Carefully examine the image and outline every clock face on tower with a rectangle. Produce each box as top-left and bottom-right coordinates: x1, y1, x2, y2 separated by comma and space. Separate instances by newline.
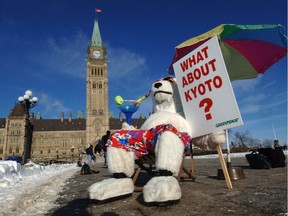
93, 50, 101, 59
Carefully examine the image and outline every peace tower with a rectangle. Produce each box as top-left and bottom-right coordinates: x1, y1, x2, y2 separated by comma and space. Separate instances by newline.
86, 20, 109, 145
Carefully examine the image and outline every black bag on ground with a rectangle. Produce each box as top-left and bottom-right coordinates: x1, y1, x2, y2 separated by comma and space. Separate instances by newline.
258, 147, 286, 168
245, 152, 272, 169
81, 163, 100, 175
81, 163, 92, 175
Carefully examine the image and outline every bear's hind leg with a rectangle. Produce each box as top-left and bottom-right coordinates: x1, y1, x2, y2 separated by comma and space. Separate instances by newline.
143, 131, 184, 205
88, 147, 135, 202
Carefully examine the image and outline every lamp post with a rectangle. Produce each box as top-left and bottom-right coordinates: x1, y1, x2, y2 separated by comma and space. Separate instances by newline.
18, 90, 38, 165
78, 146, 82, 161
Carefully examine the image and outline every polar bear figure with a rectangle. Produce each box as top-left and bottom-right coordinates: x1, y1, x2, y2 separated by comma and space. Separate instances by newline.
88, 76, 225, 204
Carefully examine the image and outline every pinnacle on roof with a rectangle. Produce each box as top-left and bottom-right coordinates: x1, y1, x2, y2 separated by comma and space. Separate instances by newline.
77, 110, 84, 119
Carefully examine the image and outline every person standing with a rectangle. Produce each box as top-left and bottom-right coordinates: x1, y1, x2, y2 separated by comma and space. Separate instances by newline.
100, 130, 111, 167
85, 145, 94, 167
94, 139, 101, 155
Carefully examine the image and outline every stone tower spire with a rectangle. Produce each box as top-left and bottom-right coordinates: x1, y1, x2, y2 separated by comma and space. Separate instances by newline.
90, 20, 103, 47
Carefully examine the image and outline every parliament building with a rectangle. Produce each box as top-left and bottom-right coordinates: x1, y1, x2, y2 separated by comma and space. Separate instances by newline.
0, 20, 145, 162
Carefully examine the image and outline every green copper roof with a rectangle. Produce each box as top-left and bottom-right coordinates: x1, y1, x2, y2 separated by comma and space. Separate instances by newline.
91, 19, 103, 47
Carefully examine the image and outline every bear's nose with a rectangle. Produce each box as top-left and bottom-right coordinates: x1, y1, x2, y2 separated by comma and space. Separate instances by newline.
154, 82, 162, 89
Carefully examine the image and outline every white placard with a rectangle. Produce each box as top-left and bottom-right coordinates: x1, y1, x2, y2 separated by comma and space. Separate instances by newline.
173, 36, 243, 138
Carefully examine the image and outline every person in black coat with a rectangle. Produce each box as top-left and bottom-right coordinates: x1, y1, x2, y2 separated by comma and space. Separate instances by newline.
100, 130, 111, 167
94, 140, 101, 155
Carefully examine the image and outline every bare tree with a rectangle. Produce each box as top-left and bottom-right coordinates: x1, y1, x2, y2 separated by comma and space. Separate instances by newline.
249, 138, 261, 148
233, 130, 252, 147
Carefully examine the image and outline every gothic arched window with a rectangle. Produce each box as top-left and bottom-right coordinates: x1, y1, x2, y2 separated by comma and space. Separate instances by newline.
92, 109, 97, 115
98, 109, 104, 115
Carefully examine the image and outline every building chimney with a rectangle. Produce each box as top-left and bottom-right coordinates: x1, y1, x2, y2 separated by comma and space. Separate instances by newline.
69, 112, 72, 122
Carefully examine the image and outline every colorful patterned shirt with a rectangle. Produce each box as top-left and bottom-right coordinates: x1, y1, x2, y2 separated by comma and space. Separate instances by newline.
107, 124, 192, 158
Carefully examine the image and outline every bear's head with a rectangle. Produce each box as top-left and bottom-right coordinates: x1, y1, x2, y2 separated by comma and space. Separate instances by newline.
151, 76, 184, 116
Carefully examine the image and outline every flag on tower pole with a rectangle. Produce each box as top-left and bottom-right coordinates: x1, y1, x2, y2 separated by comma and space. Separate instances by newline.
95, 8, 102, 13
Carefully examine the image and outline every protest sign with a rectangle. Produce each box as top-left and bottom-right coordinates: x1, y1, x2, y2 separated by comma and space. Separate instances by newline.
173, 36, 243, 138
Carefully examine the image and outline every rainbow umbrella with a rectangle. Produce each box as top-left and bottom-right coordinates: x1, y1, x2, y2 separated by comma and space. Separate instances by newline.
168, 24, 287, 81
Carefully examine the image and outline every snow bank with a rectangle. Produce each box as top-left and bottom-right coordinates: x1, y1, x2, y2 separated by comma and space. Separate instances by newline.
0, 161, 79, 215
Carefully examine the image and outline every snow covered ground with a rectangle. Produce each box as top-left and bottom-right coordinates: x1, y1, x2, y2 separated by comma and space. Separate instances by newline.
0, 150, 286, 215
0, 160, 79, 216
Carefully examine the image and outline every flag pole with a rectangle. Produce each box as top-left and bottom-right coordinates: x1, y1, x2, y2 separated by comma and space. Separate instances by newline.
272, 123, 277, 140
95, 8, 102, 20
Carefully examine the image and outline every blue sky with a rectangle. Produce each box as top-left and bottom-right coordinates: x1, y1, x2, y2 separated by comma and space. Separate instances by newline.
0, 0, 287, 144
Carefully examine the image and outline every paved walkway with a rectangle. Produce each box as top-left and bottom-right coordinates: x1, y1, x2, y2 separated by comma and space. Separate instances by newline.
45, 155, 287, 216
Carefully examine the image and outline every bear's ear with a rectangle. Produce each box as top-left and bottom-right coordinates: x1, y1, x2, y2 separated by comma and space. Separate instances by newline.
172, 83, 185, 116
161, 76, 177, 83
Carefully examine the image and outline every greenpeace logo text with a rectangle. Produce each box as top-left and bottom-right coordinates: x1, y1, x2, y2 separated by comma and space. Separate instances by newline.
215, 118, 239, 127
